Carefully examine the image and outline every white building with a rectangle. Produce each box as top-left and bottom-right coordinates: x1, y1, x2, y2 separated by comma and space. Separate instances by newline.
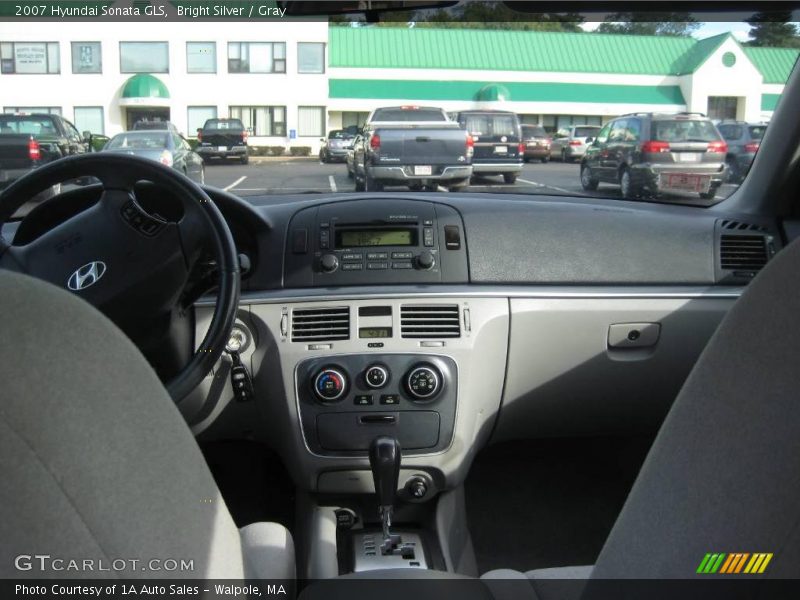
2, 23, 797, 153
0, 21, 329, 150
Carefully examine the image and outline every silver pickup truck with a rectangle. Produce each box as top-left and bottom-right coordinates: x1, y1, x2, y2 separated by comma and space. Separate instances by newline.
352, 106, 473, 192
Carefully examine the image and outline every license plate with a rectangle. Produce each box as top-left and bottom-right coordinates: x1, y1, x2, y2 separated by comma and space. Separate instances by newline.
494, 145, 508, 154
663, 173, 711, 193
414, 165, 432, 176
674, 152, 701, 162
218, 146, 227, 152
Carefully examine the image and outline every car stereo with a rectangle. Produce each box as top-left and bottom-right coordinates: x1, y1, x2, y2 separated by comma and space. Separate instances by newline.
284, 199, 469, 287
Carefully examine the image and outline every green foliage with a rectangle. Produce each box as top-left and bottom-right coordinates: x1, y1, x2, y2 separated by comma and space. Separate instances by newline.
267, 146, 286, 156
745, 12, 800, 48
290, 146, 312, 157
595, 13, 701, 37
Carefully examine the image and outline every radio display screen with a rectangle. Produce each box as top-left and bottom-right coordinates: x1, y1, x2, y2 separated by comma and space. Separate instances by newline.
337, 228, 416, 248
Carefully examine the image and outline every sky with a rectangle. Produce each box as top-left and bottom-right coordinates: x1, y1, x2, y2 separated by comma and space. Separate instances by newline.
580, 21, 751, 41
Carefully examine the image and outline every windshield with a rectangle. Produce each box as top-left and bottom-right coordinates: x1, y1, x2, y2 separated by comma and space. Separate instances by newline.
463, 114, 518, 137
1, 8, 797, 205
106, 133, 168, 150
574, 126, 600, 138
652, 120, 721, 143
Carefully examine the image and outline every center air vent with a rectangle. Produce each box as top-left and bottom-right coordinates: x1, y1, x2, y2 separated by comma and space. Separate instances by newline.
291, 307, 350, 342
401, 305, 461, 339
720, 235, 769, 272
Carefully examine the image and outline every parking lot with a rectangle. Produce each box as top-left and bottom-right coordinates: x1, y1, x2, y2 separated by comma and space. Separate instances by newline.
203, 158, 737, 205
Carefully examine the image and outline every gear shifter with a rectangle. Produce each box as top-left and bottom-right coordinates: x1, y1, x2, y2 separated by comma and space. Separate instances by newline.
369, 436, 401, 551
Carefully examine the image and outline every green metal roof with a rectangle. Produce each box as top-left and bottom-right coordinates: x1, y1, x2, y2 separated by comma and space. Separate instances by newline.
329, 27, 799, 82
744, 46, 800, 84
121, 74, 169, 99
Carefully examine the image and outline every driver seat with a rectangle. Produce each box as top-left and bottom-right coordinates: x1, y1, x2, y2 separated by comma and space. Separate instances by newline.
0, 270, 294, 581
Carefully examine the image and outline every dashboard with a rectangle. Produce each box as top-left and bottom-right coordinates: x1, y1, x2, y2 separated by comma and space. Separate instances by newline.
1, 185, 781, 497
176, 190, 782, 498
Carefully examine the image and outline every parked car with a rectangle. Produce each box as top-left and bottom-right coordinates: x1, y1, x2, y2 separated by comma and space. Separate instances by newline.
580, 112, 728, 200
450, 110, 523, 183
102, 130, 205, 184
320, 129, 355, 163
549, 125, 601, 162
133, 119, 181, 135
345, 134, 362, 179
196, 118, 249, 164
0, 112, 90, 200
352, 106, 473, 192
521, 124, 551, 163
717, 121, 766, 183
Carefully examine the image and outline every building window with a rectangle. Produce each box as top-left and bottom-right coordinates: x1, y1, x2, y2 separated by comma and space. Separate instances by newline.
1, 42, 59, 74
297, 42, 324, 74
4, 106, 62, 115
227, 42, 285, 73
542, 115, 602, 133
120, 42, 169, 73
229, 106, 286, 136
298, 107, 325, 137
341, 111, 368, 131
73, 107, 104, 135
71, 42, 101, 73
187, 42, 215, 73
188, 106, 217, 136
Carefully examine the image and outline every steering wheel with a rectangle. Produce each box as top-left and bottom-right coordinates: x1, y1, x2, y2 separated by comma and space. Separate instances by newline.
0, 153, 240, 402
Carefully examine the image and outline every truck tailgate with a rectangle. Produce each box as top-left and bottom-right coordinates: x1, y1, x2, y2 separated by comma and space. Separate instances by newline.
0, 135, 35, 171
377, 126, 468, 165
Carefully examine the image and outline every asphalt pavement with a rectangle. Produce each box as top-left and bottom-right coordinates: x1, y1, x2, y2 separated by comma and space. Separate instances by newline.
202, 158, 738, 205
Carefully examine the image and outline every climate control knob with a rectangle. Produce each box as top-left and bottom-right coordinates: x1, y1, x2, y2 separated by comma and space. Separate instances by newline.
313, 367, 347, 402
405, 365, 442, 400
320, 253, 339, 273
364, 364, 389, 389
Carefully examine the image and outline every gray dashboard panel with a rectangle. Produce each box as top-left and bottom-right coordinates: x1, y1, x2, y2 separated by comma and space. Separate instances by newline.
458, 199, 716, 284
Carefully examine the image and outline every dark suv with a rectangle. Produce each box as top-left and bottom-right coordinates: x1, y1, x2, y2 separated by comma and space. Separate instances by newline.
580, 113, 727, 200
450, 110, 523, 184
717, 121, 766, 184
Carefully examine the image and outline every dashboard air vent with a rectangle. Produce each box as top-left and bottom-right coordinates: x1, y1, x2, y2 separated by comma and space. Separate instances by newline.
401, 305, 461, 339
291, 307, 350, 342
720, 235, 769, 272
719, 219, 768, 233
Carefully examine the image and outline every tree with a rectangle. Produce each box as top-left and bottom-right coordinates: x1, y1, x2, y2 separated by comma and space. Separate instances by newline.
745, 12, 800, 48
595, 12, 701, 37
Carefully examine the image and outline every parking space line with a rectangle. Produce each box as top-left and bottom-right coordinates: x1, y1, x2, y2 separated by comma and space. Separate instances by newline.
328, 175, 337, 193
223, 176, 247, 191
518, 177, 584, 196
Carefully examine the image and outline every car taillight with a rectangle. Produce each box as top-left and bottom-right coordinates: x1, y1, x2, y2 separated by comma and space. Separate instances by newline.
159, 150, 173, 167
197, 131, 202, 142
744, 142, 760, 153
466, 134, 474, 157
241, 130, 248, 142
641, 140, 671, 153
370, 133, 381, 151
569, 140, 582, 146
707, 141, 728, 154
28, 138, 41, 161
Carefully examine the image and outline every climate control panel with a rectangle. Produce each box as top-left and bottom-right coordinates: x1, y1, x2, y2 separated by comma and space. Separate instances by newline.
296, 354, 457, 456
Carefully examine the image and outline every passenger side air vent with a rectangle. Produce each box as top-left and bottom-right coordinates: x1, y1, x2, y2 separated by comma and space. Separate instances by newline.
401, 305, 461, 339
291, 306, 350, 342
720, 235, 769, 272
719, 219, 768, 233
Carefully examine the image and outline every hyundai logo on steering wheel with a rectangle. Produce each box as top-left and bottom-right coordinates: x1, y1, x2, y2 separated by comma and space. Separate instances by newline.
67, 261, 107, 291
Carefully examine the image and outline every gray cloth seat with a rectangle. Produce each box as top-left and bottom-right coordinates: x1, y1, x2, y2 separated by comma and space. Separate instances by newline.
0, 270, 294, 580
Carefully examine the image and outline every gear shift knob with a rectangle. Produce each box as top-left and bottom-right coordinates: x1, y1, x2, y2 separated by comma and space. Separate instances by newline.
369, 436, 401, 509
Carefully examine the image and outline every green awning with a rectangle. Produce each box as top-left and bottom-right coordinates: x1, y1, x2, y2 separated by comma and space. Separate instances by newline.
477, 84, 510, 101
121, 74, 169, 99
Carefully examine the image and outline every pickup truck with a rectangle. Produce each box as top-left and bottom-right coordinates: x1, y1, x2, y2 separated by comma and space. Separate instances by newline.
0, 113, 90, 199
352, 106, 473, 192
196, 118, 249, 164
